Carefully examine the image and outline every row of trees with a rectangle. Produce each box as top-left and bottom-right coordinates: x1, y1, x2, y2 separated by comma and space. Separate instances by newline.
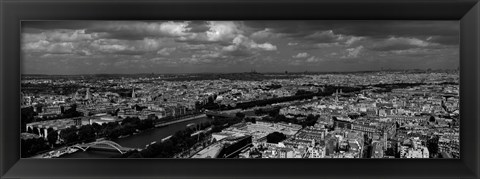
254, 106, 319, 128
266, 132, 287, 143
59, 117, 155, 144
21, 137, 50, 158
261, 114, 319, 128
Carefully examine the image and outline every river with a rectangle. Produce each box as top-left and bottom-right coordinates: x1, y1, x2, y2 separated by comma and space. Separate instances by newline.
61, 116, 212, 158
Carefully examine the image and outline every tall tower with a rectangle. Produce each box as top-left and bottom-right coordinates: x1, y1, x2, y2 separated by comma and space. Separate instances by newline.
132, 88, 136, 98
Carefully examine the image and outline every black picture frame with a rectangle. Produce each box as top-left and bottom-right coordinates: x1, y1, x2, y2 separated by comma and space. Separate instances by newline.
1, 0, 479, 178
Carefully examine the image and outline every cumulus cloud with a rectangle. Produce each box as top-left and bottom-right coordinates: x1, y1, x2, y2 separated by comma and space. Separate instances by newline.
23, 40, 76, 54
426, 36, 459, 45
342, 45, 364, 58
206, 21, 242, 42
89, 38, 164, 55
23, 29, 97, 43
345, 36, 364, 46
157, 47, 176, 56
305, 30, 345, 43
306, 56, 323, 62
223, 35, 277, 52
369, 37, 432, 51
292, 52, 309, 58
86, 21, 192, 40
250, 28, 278, 39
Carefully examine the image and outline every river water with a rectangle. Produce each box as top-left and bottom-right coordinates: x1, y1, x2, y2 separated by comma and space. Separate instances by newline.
61, 116, 212, 158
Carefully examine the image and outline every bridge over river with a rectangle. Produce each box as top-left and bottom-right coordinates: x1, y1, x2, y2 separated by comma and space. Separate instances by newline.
70, 140, 140, 154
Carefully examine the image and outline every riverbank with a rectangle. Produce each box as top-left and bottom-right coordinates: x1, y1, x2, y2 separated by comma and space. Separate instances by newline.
60, 116, 213, 158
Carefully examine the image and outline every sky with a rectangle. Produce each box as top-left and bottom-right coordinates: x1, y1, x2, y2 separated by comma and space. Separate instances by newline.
21, 20, 459, 75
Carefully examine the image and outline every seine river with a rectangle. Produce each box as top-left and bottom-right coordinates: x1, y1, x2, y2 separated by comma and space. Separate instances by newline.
60, 116, 212, 158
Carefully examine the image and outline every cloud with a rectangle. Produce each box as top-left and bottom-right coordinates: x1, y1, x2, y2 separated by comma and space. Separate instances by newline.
23, 40, 76, 54
206, 21, 242, 42
426, 36, 459, 45
250, 28, 278, 39
157, 47, 176, 56
224, 35, 277, 52
369, 37, 432, 51
345, 36, 364, 46
292, 52, 309, 58
89, 38, 164, 55
46, 29, 97, 42
342, 45, 364, 58
305, 30, 344, 43
86, 21, 192, 40
287, 42, 298, 46
22, 29, 98, 43
306, 56, 323, 62
158, 21, 191, 36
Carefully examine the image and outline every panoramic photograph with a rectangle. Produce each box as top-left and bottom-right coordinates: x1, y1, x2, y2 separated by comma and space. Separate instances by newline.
20, 20, 459, 159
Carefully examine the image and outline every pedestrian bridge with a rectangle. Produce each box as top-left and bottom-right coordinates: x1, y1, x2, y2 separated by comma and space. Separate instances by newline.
70, 140, 137, 154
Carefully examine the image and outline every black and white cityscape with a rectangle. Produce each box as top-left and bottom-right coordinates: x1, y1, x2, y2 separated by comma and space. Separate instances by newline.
21, 21, 459, 159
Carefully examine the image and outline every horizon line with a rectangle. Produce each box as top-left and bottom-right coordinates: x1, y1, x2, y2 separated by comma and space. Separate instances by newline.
21, 68, 459, 76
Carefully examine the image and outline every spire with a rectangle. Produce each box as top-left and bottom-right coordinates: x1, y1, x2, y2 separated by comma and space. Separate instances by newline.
132, 88, 136, 98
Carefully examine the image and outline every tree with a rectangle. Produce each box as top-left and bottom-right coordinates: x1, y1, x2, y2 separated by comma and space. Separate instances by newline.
245, 117, 256, 123
47, 130, 58, 146
32, 127, 40, 135
21, 107, 37, 132
21, 138, 50, 158
27, 127, 33, 134
429, 116, 436, 122
140, 119, 154, 130
266, 132, 287, 144
235, 112, 246, 119
47, 127, 54, 135
427, 136, 439, 158
78, 125, 96, 142
302, 114, 318, 127
91, 123, 103, 134
60, 126, 79, 144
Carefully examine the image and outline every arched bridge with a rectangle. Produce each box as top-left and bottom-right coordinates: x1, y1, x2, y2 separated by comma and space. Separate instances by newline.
70, 140, 137, 154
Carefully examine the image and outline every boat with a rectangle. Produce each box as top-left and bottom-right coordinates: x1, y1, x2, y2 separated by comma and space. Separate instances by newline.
67, 148, 79, 154
161, 135, 172, 142
186, 123, 196, 127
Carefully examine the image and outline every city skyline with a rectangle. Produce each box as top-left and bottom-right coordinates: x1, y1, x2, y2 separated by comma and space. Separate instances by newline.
22, 20, 459, 75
